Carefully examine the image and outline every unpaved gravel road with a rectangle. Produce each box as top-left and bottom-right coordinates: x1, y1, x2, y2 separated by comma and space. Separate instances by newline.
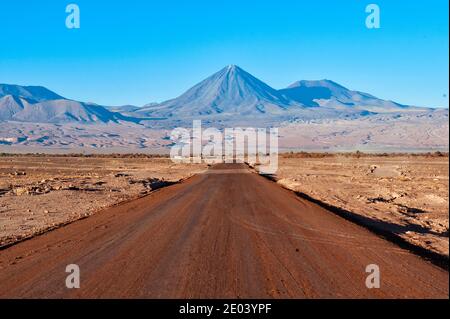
0, 164, 447, 298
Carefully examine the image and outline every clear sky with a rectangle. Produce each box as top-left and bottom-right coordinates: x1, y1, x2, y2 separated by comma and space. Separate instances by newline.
0, 0, 448, 107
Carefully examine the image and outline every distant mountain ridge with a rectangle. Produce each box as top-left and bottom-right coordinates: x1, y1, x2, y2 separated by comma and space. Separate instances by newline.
279, 80, 409, 111
0, 68, 447, 152
0, 65, 434, 125
0, 84, 133, 124
138, 65, 425, 122
0, 84, 65, 102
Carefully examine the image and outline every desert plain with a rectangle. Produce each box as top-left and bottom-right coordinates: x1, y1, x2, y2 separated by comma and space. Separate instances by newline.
0, 152, 448, 263
0, 155, 207, 248
272, 153, 449, 258
0, 153, 448, 299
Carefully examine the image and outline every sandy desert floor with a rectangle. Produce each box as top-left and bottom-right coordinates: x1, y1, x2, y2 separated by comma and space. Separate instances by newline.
271, 153, 449, 257
0, 155, 207, 247
1, 163, 447, 299
1, 154, 448, 261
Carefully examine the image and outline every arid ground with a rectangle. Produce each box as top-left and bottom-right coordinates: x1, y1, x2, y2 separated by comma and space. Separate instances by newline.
266, 153, 449, 258
1, 153, 448, 258
0, 163, 447, 298
0, 155, 207, 247
0, 154, 448, 298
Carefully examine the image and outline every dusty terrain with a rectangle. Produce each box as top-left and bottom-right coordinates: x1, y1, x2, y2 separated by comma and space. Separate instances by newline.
1, 109, 448, 154
0, 164, 447, 298
271, 153, 449, 258
0, 155, 207, 247
279, 110, 449, 152
0, 122, 172, 154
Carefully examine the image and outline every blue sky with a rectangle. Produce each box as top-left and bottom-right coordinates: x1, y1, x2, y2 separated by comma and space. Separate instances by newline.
0, 0, 448, 107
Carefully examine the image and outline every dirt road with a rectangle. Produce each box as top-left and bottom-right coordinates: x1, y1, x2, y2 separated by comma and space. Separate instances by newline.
0, 164, 448, 298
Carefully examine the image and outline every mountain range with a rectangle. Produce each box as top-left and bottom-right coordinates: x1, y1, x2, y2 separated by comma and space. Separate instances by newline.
0, 65, 439, 127
0, 84, 132, 124
279, 79, 408, 111
136, 65, 424, 124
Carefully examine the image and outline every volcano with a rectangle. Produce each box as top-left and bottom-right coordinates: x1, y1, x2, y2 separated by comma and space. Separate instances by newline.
138, 65, 421, 125
138, 65, 301, 118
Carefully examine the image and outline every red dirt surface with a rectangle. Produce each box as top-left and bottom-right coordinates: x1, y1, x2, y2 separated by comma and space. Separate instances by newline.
0, 164, 447, 298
